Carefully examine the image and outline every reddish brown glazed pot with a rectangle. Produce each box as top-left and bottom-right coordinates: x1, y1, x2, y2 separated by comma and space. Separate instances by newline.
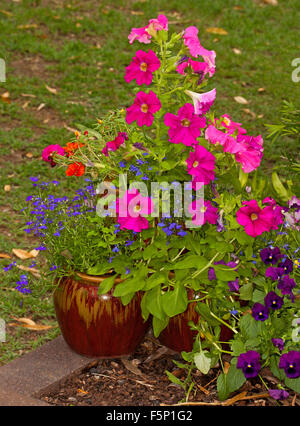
53, 272, 150, 357
158, 297, 233, 353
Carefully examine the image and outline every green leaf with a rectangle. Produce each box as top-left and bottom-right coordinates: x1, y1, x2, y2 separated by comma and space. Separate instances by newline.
239, 282, 253, 301
145, 285, 165, 320
217, 372, 229, 401
113, 266, 148, 297
284, 377, 300, 394
165, 371, 184, 388
97, 275, 115, 296
87, 263, 111, 276
167, 255, 208, 270
239, 314, 259, 339
214, 264, 238, 281
194, 351, 211, 374
272, 172, 290, 202
195, 302, 220, 326
152, 315, 169, 337
143, 271, 167, 291
231, 340, 246, 356
226, 364, 246, 395
161, 284, 188, 317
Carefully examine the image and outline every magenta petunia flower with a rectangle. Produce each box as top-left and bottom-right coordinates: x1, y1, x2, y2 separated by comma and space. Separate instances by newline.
164, 103, 206, 146
186, 145, 215, 188
176, 58, 209, 80
126, 90, 161, 127
124, 49, 161, 86
182, 26, 216, 76
220, 114, 247, 135
128, 14, 168, 44
185, 88, 216, 115
205, 124, 241, 154
116, 188, 154, 232
188, 199, 218, 226
42, 144, 65, 167
234, 134, 264, 173
102, 132, 128, 157
263, 198, 284, 230
236, 200, 274, 238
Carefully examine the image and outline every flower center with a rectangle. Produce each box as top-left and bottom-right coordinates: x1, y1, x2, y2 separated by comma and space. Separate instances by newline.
223, 117, 231, 126
200, 206, 207, 213
193, 161, 199, 168
141, 103, 149, 113
250, 213, 258, 221
140, 62, 148, 72
134, 204, 141, 213
181, 119, 191, 127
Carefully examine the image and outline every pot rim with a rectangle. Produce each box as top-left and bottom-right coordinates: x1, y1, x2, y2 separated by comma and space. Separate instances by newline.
73, 271, 124, 286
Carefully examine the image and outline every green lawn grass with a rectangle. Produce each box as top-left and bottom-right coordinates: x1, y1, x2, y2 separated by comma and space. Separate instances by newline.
0, 0, 299, 364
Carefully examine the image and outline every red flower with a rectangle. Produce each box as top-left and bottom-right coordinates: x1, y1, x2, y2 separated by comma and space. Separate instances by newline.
66, 162, 85, 177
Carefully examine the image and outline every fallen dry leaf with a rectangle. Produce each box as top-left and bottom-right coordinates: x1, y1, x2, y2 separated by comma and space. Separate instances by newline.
121, 359, 145, 378
1, 92, 11, 104
4, 185, 11, 192
45, 85, 58, 95
232, 48, 242, 55
206, 27, 228, 35
17, 24, 38, 29
234, 96, 249, 105
0, 9, 13, 16
21, 93, 36, 98
0, 253, 11, 259
77, 389, 89, 395
25, 152, 33, 158
242, 108, 256, 119
262, 0, 278, 5
258, 87, 266, 93
16, 264, 41, 278
9, 316, 53, 331
37, 103, 46, 111
12, 248, 39, 260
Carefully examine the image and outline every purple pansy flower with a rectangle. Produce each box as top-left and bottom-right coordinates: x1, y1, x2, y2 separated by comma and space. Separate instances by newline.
272, 338, 284, 352
279, 351, 300, 378
269, 389, 289, 400
277, 275, 296, 297
264, 291, 284, 311
251, 303, 269, 321
265, 266, 285, 281
260, 247, 282, 265
278, 258, 293, 274
237, 351, 261, 378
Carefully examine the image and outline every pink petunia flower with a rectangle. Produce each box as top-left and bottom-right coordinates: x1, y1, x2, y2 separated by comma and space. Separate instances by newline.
42, 144, 65, 167
234, 134, 264, 173
176, 58, 209, 80
188, 199, 218, 226
205, 125, 241, 154
182, 26, 216, 76
186, 145, 216, 188
263, 197, 284, 230
164, 103, 206, 146
116, 188, 154, 232
220, 114, 247, 135
102, 132, 128, 157
236, 200, 274, 238
128, 14, 168, 44
126, 90, 161, 127
185, 88, 216, 115
125, 49, 161, 86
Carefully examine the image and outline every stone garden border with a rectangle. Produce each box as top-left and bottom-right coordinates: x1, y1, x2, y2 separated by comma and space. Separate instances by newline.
0, 336, 97, 406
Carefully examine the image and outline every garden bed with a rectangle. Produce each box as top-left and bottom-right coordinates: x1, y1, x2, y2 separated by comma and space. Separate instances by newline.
38, 335, 300, 407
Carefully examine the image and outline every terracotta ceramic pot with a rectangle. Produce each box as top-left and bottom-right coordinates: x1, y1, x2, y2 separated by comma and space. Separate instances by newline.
158, 296, 233, 353
53, 272, 150, 357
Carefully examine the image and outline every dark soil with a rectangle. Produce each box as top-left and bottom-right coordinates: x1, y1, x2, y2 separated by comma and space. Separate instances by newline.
39, 334, 300, 407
